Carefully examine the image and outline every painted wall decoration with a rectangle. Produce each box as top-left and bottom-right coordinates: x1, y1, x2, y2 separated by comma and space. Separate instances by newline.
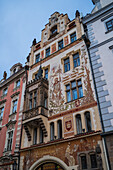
49, 45, 95, 116
49, 65, 65, 115
51, 43, 56, 53
64, 36, 69, 46
63, 114, 74, 138
21, 135, 102, 169
41, 50, 44, 59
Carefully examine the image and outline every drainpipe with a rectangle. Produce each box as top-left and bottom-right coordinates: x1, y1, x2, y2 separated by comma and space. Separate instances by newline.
82, 30, 111, 170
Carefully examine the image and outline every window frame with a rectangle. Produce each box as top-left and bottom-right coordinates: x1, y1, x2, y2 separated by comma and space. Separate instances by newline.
70, 32, 76, 43
35, 53, 40, 63
0, 107, 4, 120
3, 87, 8, 96
65, 79, 83, 102
85, 111, 92, 132
46, 47, 50, 57
76, 114, 82, 134
50, 122, 54, 141
64, 57, 70, 73
7, 131, 13, 151
57, 120, 62, 139
73, 52, 80, 68
58, 39, 63, 50
16, 79, 20, 88
106, 19, 113, 32
12, 99, 18, 113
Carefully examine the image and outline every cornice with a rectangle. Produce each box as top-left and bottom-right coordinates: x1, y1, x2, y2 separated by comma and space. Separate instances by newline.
0, 68, 25, 88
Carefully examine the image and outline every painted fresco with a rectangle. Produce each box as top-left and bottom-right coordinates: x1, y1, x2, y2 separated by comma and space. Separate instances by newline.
21, 135, 102, 170
49, 44, 95, 116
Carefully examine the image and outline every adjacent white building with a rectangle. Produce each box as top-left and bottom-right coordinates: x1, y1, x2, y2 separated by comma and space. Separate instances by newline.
83, 0, 113, 169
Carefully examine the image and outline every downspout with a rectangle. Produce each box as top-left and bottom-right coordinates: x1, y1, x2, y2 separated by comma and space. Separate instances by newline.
82, 27, 111, 170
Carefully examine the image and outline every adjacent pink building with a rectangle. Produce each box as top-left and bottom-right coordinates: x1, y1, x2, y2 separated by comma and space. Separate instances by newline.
0, 63, 26, 170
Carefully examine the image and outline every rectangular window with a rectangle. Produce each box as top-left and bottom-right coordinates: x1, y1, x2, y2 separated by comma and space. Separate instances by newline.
16, 80, 20, 88
34, 91, 37, 108
106, 19, 113, 31
90, 154, 97, 168
65, 79, 83, 102
33, 128, 37, 145
64, 57, 70, 72
58, 39, 63, 50
50, 122, 54, 141
36, 53, 40, 63
45, 68, 48, 79
0, 107, 4, 119
46, 47, 50, 57
40, 127, 43, 143
7, 131, 13, 151
70, 32, 76, 43
12, 100, 17, 113
3, 88, 8, 96
81, 155, 87, 169
29, 93, 32, 109
66, 84, 71, 102
73, 53, 80, 68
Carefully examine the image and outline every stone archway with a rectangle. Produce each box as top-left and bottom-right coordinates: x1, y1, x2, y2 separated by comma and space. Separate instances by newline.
29, 155, 68, 170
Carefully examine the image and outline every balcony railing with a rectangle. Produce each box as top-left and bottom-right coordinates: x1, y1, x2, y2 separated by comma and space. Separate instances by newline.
23, 106, 48, 121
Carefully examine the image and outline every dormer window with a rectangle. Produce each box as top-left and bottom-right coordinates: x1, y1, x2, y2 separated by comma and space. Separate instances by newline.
51, 25, 57, 35
13, 68, 16, 74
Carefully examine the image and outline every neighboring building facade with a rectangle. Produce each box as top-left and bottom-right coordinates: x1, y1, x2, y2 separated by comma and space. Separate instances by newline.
20, 11, 107, 170
83, 0, 113, 169
0, 63, 26, 169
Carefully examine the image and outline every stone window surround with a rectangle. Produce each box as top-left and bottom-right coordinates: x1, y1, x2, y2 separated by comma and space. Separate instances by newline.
10, 94, 19, 116
61, 49, 81, 73
78, 151, 98, 170
102, 15, 113, 34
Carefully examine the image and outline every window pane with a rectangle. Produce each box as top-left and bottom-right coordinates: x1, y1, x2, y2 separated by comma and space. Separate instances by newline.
0, 107, 4, 119
90, 154, 97, 168
46, 48, 50, 57
73, 53, 80, 68
76, 115, 82, 134
81, 155, 87, 169
45, 68, 48, 79
58, 120, 62, 139
67, 91, 71, 102
71, 81, 76, 88
78, 86, 83, 98
64, 58, 70, 72
33, 128, 37, 145
58, 40, 63, 50
106, 19, 113, 31
66, 84, 70, 90
72, 89, 77, 100
70, 32, 76, 43
40, 127, 43, 143
50, 123, 54, 141
36, 53, 40, 63
85, 112, 92, 132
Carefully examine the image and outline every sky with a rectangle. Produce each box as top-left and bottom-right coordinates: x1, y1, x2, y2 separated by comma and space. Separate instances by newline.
0, 0, 94, 80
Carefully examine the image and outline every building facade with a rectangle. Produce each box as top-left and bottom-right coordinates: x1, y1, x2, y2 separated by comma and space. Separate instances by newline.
83, 0, 113, 169
20, 11, 107, 170
0, 63, 26, 169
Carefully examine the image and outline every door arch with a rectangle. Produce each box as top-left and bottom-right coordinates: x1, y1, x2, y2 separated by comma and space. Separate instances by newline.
29, 155, 68, 170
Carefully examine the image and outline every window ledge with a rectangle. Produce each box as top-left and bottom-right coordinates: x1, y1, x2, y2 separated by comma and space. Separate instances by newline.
65, 96, 84, 104
9, 111, 17, 117
13, 86, 20, 92
0, 94, 7, 99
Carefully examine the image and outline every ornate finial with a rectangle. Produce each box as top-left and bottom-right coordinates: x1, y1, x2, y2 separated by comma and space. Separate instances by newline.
3, 71, 7, 80
76, 10, 80, 18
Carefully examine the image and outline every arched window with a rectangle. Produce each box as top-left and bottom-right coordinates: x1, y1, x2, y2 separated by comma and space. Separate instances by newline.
85, 112, 92, 132
50, 122, 54, 141
76, 114, 82, 134
33, 128, 37, 145
57, 120, 62, 139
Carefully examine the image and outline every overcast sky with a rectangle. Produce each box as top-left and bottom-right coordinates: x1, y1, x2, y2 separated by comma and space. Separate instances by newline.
0, 0, 94, 80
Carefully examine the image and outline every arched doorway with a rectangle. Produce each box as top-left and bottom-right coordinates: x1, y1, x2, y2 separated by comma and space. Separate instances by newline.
36, 162, 64, 170
29, 156, 68, 170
